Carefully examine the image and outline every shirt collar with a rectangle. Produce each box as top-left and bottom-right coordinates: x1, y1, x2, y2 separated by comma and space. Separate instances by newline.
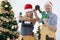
47, 12, 52, 17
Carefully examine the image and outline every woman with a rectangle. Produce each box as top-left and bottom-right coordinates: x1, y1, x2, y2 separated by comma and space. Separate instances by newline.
18, 4, 38, 40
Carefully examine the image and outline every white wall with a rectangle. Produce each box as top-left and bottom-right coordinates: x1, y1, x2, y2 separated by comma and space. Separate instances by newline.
0, 0, 60, 40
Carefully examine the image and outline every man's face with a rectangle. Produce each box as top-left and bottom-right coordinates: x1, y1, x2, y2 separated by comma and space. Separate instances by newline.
44, 4, 52, 12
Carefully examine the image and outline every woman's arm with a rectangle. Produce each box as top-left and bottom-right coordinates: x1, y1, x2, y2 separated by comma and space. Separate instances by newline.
19, 16, 36, 25
33, 9, 40, 21
26, 18, 37, 25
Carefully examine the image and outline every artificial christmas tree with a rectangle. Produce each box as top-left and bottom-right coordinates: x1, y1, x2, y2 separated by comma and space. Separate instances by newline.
0, 0, 18, 40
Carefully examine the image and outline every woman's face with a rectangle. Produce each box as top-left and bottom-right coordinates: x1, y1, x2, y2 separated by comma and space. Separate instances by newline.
44, 4, 52, 12
26, 11, 33, 17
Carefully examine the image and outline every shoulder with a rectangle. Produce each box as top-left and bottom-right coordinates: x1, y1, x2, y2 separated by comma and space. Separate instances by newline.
51, 12, 57, 19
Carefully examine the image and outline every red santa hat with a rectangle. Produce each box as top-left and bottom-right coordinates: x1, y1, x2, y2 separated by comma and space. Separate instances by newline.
24, 4, 33, 13
45, 2, 53, 7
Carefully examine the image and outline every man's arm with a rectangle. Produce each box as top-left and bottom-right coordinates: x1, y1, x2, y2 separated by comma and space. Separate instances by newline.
43, 15, 57, 32
47, 23, 57, 32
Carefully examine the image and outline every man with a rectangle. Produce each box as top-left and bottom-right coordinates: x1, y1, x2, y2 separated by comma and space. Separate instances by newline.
34, 2, 57, 40
43, 2, 57, 32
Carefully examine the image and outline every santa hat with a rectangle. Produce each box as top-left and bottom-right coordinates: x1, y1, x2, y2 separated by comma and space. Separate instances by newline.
24, 4, 33, 13
45, 2, 53, 7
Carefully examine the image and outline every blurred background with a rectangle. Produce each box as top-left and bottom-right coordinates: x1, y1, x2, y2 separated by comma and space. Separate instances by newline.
0, 0, 60, 40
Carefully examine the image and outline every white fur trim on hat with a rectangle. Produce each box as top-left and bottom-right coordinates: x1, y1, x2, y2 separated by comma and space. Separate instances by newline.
24, 9, 33, 13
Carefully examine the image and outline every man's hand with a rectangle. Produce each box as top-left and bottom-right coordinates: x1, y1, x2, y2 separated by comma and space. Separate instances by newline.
43, 18, 48, 25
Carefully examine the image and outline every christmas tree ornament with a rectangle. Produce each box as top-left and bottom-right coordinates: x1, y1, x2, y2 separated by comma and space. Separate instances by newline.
7, 36, 10, 40
11, 26, 15, 29
5, 5, 8, 7
9, 10, 13, 14
14, 25, 17, 29
12, 36, 15, 40
10, 16, 14, 19
6, 20, 10, 22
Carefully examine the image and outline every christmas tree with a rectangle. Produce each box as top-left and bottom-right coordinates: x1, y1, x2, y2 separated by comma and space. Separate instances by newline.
0, 0, 19, 40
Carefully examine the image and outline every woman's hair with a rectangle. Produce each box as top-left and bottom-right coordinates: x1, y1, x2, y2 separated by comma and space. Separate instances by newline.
26, 11, 33, 18
30, 11, 33, 18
